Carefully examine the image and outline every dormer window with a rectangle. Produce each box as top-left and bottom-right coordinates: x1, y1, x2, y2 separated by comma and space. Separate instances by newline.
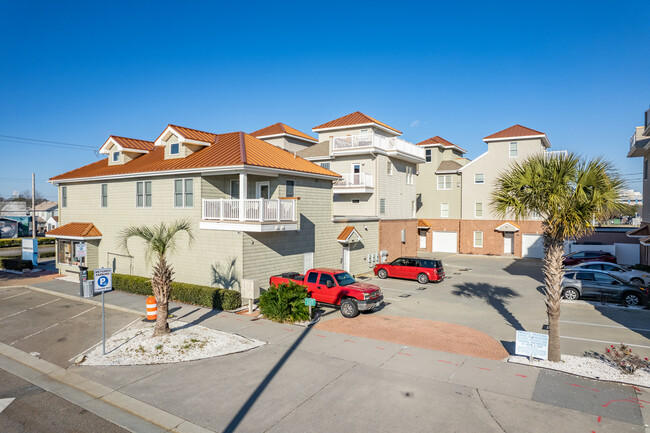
113, 151, 120, 162
170, 143, 179, 155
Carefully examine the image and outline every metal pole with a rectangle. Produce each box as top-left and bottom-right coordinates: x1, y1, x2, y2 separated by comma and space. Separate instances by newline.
32, 173, 36, 239
102, 291, 106, 355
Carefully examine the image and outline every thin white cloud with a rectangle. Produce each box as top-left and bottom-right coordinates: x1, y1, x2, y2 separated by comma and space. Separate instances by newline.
410, 120, 421, 127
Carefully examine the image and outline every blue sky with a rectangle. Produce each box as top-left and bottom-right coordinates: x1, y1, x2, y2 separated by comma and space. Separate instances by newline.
1, 0, 649, 200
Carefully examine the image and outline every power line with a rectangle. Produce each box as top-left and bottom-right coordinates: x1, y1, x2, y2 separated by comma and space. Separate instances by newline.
0, 134, 96, 149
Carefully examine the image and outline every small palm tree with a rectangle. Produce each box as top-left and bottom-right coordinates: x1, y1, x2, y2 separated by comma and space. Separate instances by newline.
118, 220, 194, 336
492, 153, 624, 361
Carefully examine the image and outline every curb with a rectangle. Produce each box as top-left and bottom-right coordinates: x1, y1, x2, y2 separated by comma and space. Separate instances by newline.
0, 341, 214, 433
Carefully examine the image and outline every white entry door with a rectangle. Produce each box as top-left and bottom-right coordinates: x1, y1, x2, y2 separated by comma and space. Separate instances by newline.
256, 181, 270, 199
342, 246, 350, 272
432, 231, 457, 253
419, 229, 427, 249
503, 232, 514, 254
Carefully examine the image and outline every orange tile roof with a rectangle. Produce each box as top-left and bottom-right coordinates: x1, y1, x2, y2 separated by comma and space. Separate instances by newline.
46, 222, 102, 238
313, 111, 401, 134
51, 129, 340, 182
416, 136, 467, 153
154, 124, 219, 145
337, 226, 361, 242
483, 124, 545, 140
111, 136, 155, 152
417, 219, 431, 228
251, 122, 317, 142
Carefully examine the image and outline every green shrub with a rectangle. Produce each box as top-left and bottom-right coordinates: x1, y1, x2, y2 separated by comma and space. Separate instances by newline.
0, 258, 34, 271
86, 270, 240, 310
40, 251, 55, 258
259, 282, 311, 323
0, 237, 54, 248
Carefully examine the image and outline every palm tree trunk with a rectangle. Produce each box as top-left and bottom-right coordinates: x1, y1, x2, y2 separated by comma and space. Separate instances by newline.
152, 256, 174, 337
543, 235, 564, 361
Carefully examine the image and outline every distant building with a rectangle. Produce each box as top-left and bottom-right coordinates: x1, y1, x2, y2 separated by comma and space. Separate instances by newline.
32, 201, 58, 221
0, 201, 27, 217
46, 215, 58, 232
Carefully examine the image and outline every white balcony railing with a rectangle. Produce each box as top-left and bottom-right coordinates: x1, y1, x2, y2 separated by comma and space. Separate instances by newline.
331, 133, 425, 160
202, 198, 296, 222
544, 150, 568, 159
334, 173, 374, 188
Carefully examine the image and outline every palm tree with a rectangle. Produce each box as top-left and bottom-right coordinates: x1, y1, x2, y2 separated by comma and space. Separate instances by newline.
118, 220, 194, 336
491, 153, 624, 361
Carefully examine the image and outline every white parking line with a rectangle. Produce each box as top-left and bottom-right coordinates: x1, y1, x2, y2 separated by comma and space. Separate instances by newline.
560, 335, 650, 349
68, 317, 141, 362
10, 306, 96, 346
0, 298, 61, 322
560, 320, 650, 333
0, 291, 28, 301
378, 287, 419, 294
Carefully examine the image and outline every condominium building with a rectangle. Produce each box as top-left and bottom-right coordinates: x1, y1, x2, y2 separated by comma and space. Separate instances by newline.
626, 107, 650, 264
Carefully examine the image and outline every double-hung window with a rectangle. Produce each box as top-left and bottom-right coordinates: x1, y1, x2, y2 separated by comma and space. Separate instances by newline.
475, 202, 483, 218
380, 198, 386, 214
286, 180, 295, 197
474, 173, 485, 184
61, 186, 67, 208
112, 151, 120, 162
174, 179, 194, 207
136, 181, 152, 208
406, 167, 414, 184
437, 175, 452, 190
440, 202, 449, 218
100, 184, 108, 208
320, 162, 330, 170
474, 231, 483, 248
170, 142, 180, 155
509, 142, 518, 158
425, 149, 432, 162
387, 161, 393, 175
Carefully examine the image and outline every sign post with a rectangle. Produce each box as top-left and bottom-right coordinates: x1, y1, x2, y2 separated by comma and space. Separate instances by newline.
304, 297, 316, 319
94, 268, 113, 355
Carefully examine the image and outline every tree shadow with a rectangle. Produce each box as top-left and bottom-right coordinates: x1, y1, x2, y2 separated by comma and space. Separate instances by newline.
503, 258, 545, 282
211, 256, 240, 291
451, 282, 525, 331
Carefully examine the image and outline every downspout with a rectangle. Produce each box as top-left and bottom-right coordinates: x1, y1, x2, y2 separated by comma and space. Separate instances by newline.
458, 169, 462, 253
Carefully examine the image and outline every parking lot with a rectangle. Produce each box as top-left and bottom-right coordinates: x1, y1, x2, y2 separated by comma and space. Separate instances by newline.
348, 253, 650, 359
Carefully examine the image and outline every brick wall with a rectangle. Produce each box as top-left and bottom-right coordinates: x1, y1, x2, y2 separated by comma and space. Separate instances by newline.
379, 219, 418, 262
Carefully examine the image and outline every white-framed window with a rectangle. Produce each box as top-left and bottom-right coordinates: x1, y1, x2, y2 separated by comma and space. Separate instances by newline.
380, 198, 386, 214
174, 179, 193, 207
440, 202, 449, 218
136, 181, 152, 208
320, 162, 330, 170
406, 166, 414, 184
387, 161, 393, 175
170, 142, 180, 155
437, 175, 452, 190
425, 149, 432, 162
61, 186, 67, 208
474, 231, 483, 248
285, 180, 295, 198
352, 198, 360, 204
509, 142, 518, 158
230, 179, 239, 199
112, 151, 120, 162
100, 184, 107, 208
475, 202, 483, 218
474, 173, 485, 184
57, 239, 86, 266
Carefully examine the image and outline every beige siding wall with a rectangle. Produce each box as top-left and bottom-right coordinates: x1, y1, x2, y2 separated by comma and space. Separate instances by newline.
330, 155, 376, 217
376, 155, 417, 220
416, 147, 464, 219
643, 152, 650, 223
461, 138, 546, 220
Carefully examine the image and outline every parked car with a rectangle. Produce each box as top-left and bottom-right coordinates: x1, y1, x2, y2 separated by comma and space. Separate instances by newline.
561, 269, 647, 306
566, 262, 650, 286
562, 251, 616, 266
373, 257, 445, 284
269, 268, 383, 318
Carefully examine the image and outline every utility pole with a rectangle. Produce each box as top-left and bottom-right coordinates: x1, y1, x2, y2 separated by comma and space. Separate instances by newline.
32, 173, 36, 239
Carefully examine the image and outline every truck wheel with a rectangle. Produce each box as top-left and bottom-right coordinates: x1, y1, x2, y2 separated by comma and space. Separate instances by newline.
377, 269, 388, 279
340, 298, 359, 318
417, 273, 429, 284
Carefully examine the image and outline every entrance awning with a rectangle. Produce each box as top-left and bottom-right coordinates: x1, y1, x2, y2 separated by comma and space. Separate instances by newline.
417, 219, 431, 229
337, 226, 362, 244
627, 225, 650, 238
46, 222, 102, 240
494, 221, 520, 232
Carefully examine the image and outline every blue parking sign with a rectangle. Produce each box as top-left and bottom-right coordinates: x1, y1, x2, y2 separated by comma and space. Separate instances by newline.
94, 268, 113, 293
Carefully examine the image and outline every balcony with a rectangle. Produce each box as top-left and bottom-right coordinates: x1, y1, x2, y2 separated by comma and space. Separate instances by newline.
629, 126, 650, 158
200, 198, 297, 232
333, 173, 375, 194
543, 150, 568, 159
331, 133, 425, 163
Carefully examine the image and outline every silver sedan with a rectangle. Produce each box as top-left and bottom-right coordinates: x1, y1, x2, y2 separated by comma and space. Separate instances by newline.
566, 262, 650, 286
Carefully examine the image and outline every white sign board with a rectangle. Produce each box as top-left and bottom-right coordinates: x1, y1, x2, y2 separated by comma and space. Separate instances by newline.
75, 243, 87, 258
93, 268, 113, 293
22, 239, 33, 253
515, 331, 549, 360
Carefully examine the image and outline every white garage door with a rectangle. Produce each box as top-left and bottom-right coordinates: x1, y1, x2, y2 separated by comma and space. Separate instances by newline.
432, 231, 457, 253
522, 234, 544, 258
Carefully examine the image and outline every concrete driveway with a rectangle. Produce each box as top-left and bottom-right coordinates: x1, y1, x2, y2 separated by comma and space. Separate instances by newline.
352, 253, 650, 359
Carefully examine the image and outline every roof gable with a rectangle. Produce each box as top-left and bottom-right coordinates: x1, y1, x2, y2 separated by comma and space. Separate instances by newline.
99, 136, 155, 155
154, 124, 218, 147
313, 111, 401, 135
484, 125, 545, 140
46, 222, 102, 239
251, 123, 317, 143
495, 222, 520, 232
337, 226, 362, 243
416, 136, 467, 154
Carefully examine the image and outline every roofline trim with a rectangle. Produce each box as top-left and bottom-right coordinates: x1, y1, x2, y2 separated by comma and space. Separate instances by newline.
154, 125, 211, 147
312, 122, 401, 136
254, 132, 318, 143
418, 143, 467, 154
99, 137, 151, 155
484, 134, 550, 148
458, 151, 489, 172
45, 234, 102, 240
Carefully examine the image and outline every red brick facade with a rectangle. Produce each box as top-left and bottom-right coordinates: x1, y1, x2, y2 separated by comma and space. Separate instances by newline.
378, 219, 418, 262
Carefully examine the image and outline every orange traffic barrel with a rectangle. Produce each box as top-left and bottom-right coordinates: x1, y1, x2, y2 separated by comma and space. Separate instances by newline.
146, 296, 157, 321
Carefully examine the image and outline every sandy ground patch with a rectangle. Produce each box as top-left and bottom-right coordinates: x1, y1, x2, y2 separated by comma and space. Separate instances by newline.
82, 320, 264, 366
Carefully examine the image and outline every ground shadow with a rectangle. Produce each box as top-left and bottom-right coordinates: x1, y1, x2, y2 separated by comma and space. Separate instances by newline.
452, 282, 525, 331
503, 258, 544, 282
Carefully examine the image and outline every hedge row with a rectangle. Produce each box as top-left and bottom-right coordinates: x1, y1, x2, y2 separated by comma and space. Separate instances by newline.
87, 270, 240, 310
0, 238, 55, 248
0, 258, 34, 271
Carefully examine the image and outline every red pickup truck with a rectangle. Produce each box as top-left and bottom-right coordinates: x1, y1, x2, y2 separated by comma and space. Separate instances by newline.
269, 268, 383, 318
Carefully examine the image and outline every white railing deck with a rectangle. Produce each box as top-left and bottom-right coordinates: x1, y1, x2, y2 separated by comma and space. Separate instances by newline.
544, 150, 568, 159
202, 198, 296, 222
334, 173, 374, 188
331, 133, 425, 160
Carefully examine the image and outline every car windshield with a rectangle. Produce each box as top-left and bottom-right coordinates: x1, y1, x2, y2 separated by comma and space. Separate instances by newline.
334, 272, 356, 286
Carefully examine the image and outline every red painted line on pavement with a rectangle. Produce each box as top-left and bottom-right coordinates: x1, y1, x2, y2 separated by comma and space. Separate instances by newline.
254, 322, 264, 325
566, 383, 600, 392
475, 367, 491, 371
515, 374, 527, 378
344, 340, 356, 343
633, 386, 643, 392
597, 416, 601, 423
316, 334, 326, 338
376, 347, 385, 350
602, 399, 643, 408
283, 328, 294, 332
398, 352, 413, 356
438, 360, 452, 364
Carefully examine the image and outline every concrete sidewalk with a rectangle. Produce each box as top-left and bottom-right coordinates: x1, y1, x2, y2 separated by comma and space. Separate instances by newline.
1, 278, 648, 432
